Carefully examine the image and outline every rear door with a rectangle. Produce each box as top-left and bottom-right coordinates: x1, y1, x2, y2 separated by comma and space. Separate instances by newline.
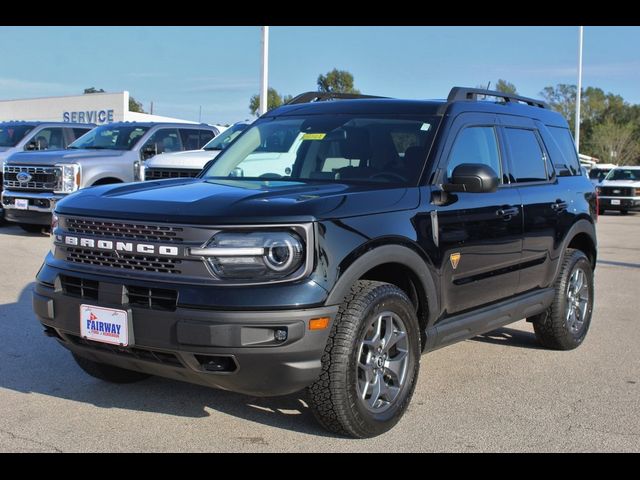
435, 113, 523, 315
499, 115, 561, 292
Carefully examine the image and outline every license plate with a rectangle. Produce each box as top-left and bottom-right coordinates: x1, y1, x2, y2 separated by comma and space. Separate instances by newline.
611, 199, 621, 205
15, 199, 29, 210
80, 304, 130, 346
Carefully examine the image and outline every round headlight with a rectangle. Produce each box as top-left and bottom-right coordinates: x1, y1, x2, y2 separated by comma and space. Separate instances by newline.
265, 236, 302, 272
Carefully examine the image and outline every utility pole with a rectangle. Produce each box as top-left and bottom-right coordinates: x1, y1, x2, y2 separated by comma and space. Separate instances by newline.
575, 26, 584, 152
259, 26, 270, 116
150, 101, 154, 115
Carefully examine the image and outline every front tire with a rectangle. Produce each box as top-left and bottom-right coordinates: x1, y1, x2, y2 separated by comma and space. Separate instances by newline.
529, 248, 594, 350
306, 280, 421, 438
72, 353, 151, 383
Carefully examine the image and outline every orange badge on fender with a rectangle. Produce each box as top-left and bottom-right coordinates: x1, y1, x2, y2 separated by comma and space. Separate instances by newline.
450, 252, 461, 270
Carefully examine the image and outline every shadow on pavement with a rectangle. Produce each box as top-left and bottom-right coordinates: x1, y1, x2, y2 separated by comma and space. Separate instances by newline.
471, 326, 544, 350
0, 282, 334, 438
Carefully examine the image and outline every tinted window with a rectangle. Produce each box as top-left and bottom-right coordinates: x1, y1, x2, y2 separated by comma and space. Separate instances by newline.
179, 129, 200, 151
29, 127, 65, 150
447, 126, 502, 181
144, 128, 182, 154
589, 168, 611, 181
0, 124, 36, 147
504, 128, 548, 183
548, 126, 581, 176
199, 129, 215, 147
72, 128, 92, 141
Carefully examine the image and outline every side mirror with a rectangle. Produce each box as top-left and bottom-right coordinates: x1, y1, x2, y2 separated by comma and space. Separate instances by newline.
25, 140, 39, 151
141, 144, 157, 160
443, 163, 499, 193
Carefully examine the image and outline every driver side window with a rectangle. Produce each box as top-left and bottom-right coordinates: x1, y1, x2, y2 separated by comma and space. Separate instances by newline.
447, 126, 502, 183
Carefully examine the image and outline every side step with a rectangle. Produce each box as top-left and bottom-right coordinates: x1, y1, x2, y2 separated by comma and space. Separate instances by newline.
423, 288, 554, 352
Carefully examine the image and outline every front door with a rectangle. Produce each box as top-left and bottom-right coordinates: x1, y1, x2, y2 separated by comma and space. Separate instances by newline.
433, 115, 523, 315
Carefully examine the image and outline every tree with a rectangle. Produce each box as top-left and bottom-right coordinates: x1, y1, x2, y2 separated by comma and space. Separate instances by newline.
540, 84, 578, 131
317, 69, 360, 94
249, 87, 289, 116
495, 79, 517, 94
590, 120, 640, 166
84, 87, 146, 113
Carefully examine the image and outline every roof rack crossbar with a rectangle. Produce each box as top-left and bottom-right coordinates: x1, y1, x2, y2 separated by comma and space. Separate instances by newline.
447, 87, 550, 109
285, 91, 388, 105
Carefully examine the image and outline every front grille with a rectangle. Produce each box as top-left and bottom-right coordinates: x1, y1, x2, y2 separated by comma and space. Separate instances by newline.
60, 275, 99, 300
600, 186, 635, 197
127, 285, 178, 311
3, 165, 60, 191
67, 335, 184, 368
65, 247, 182, 274
65, 217, 184, 243
145, 168, 200, 180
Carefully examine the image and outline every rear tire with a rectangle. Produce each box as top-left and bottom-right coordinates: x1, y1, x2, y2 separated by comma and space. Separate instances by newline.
306, 280, 421, 438
72, 353, 151, 383
621, 209, 629, 215
529, 248, 594, 350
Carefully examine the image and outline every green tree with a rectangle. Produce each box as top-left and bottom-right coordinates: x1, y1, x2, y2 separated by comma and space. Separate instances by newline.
495, 79, 517, 94
83, 87, 105, 94
249, 87, 290, 116
590, 120, 640, 166
541, 84, 578, 131
317, 68, 360, 94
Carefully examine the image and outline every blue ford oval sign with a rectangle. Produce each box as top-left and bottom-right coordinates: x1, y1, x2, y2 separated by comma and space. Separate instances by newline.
16, 172, 33, 183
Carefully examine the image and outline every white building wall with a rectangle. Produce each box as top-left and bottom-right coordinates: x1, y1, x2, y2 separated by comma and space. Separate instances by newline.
0, 91, 196, 125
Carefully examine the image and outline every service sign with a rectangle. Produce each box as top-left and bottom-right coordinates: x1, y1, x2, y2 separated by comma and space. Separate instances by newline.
80, 304, 130, 346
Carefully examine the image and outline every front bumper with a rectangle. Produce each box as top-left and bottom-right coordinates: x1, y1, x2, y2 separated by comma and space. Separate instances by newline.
33, 277, 338, 397
599, 196, 640, 211
2, 190, 64, 224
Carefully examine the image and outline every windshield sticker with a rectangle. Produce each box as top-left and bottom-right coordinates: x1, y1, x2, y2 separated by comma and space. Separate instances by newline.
302, 133, 326, 140
420, 123, 431, 131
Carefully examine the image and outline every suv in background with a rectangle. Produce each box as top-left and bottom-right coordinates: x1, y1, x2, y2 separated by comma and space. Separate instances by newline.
597, 166, 640, 214
34, 88, 597, 438
0, 121, 94, 222
144, 121, 249, 180
2, 122, 219, 232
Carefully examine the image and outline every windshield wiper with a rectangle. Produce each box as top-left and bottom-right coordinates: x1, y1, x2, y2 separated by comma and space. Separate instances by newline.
204, 147, 222, 151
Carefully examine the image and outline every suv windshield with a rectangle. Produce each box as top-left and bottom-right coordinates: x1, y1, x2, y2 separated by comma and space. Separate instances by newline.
201, 114, 438, 186
69, 125, 150, 151
605, 168, 640, 181
203, 123, 249, 151
0, 124, 36, 147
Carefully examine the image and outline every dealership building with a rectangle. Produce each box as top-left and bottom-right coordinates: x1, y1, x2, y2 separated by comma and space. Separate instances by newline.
0, 91, 196, 125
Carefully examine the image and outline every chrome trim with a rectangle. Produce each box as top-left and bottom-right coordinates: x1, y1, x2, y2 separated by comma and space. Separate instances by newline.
599, 196, 640, 201
189, 247, 265, 256
1, 191, 64, 212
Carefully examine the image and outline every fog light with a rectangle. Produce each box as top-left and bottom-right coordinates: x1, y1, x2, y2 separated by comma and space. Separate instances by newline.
274, 329, 288, 342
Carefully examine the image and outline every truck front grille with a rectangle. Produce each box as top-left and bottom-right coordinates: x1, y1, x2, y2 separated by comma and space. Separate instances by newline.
3, 165, 60, 191
65, 247, 182, 274
600, 186, 635, 197
60, 275, 99, 300
67, 335, 184, 368
65, 218, 184, 243
126, 285, 178, 311
145, 168, 200, 180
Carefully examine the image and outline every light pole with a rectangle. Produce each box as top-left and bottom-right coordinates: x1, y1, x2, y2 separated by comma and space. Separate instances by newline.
575, 26, 584, 152
259, 26, 270, 116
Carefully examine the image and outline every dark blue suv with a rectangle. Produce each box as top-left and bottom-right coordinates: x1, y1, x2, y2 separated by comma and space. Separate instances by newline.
33, 88, 597, 437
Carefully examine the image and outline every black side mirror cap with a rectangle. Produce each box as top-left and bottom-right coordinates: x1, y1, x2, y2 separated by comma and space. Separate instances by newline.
25, 141, 38, 151
443, 163, 499, 193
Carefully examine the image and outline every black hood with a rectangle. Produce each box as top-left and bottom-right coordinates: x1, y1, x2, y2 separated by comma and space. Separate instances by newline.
56, 178, 420, 224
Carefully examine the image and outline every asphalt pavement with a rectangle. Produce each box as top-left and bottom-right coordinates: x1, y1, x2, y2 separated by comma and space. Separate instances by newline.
0, 213, 638, 452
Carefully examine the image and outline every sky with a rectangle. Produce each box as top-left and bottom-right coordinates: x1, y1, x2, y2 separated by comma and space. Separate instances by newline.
0, 26, 639, 125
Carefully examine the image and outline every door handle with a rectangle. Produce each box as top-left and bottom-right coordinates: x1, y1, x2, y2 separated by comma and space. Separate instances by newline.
496, 207, 519, 219
551, 200, 568, 212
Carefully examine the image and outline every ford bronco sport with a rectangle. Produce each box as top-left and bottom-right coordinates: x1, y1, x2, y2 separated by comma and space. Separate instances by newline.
33, 88, 598, 438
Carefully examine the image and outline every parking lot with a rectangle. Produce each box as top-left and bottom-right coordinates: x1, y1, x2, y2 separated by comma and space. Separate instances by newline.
0, 212, 638, 452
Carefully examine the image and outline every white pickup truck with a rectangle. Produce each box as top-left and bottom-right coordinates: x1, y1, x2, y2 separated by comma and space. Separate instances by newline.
597, 166, 640, 214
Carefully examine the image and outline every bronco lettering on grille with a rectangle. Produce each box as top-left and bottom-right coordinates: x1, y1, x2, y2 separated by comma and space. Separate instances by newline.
58, 235, 179, 256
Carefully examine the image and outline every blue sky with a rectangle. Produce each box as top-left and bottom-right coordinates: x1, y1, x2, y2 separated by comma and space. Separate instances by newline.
0, 26, 638, 124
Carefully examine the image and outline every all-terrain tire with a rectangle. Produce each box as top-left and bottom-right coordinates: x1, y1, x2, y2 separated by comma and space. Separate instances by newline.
306, 280, 421, 438
529, 248, 594, 350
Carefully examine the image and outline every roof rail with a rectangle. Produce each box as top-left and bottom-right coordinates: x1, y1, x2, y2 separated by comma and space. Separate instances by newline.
447, 87, 550, 109
285, 91, 388, 105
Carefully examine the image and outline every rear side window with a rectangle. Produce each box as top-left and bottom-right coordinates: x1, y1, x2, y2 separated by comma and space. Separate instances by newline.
199, 129, 215, 147
547, 126, 581, 176
179, 129, 200, 150
503, 128, 549, 183
72, 128, 92, 141
447, 126, 502, 182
